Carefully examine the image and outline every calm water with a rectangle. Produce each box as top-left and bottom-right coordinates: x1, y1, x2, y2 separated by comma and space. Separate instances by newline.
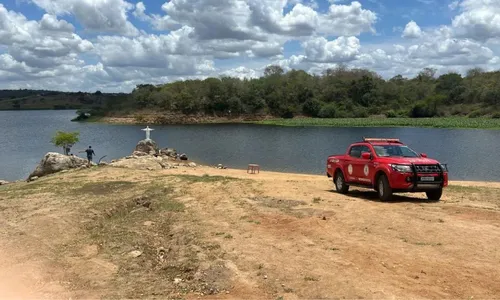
1, 110, 499, 182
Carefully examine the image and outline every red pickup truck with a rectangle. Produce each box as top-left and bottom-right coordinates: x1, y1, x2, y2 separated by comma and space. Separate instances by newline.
326, 138, 449, 201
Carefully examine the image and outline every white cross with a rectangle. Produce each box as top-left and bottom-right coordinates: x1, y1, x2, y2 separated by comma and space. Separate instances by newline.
141, 126, 154, 140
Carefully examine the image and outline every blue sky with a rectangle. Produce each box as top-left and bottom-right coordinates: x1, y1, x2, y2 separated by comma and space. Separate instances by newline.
0, 0, 499, 92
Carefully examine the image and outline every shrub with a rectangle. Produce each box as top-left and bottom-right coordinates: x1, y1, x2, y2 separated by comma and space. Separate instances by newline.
154, 115, 169, 124
352, 107, 369, 118
492, 112, 500, 119
302, 99, 323, 117
280, 106, 296, 119
319, 103, 336, 118
410, 101, 437, 118
468, 109, 485, 118
135, 114, 146, 123
385, 110, 397, 118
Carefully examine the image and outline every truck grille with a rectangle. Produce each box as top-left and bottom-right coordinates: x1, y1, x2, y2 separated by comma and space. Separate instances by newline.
414, 164, 440, 173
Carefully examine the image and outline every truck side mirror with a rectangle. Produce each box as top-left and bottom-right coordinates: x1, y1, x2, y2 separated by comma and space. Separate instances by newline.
361, 152, 372, 160
420, 153, 428, 158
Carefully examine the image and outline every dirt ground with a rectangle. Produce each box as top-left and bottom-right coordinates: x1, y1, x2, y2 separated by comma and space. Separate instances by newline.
1, 165, 500, 299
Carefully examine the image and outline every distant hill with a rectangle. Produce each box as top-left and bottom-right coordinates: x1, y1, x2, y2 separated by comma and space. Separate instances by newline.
0, 89, 128, 111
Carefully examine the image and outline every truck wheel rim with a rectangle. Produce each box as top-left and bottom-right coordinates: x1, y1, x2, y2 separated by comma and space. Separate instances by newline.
379, 180, 384, 196
336, 176, 342, 189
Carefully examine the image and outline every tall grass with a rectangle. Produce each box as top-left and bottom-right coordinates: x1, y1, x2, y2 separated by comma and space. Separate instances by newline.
253, 117, 500, 129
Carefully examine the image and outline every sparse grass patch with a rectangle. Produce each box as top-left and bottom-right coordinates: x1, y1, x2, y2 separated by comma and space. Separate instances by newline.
247, 220, 261, 225
1, 179, 67, 198
73, 180, 136, 196
313, 197, 322, 203
304, 276, 319, 281
174, 174, 240, 184
400, 237, 442, 246
81, 181, 226, 298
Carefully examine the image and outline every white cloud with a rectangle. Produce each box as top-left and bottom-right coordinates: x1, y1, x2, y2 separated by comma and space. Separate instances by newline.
0, 4, 92, 71
451, 0, 500, 41
2, 0, 500, 92
302, 36, 360, 62
402, 21, 422, 39
138, 0, 375, 38
319, 1, 377, 36
31, 0, 139, 36
220, 66, 261, 79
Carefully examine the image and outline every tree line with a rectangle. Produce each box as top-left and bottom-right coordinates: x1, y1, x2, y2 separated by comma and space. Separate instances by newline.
92, 65, 500, 119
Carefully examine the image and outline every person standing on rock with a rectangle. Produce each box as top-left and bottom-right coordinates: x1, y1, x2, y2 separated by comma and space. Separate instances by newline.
80, 146, 95, 166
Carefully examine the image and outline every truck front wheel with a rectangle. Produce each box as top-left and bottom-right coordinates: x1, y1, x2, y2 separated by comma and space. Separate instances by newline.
377, 174, 393, 201
334, 171, 349, 194
426, 189, 443, 201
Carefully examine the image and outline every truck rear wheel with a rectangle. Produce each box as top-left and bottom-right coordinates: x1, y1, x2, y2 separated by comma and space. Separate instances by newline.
426, 189, 443, 201
377, 174, 393, 201
334, 171, 349, 194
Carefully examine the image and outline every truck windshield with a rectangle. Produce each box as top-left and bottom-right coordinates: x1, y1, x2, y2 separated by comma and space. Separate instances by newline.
373, 145, 420, 158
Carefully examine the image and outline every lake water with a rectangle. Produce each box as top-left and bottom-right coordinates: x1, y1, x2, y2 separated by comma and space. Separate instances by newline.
1, 110, 499, 182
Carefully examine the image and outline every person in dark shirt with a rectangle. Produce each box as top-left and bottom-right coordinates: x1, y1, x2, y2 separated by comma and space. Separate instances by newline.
81, 146, 95, 166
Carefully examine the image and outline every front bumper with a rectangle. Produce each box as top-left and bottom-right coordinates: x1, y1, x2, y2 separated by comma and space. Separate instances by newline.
390, 170, 448, 192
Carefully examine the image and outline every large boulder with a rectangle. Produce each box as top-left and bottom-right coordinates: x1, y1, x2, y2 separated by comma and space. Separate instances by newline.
160, 148, 177, 158
135, 139, 159, 155
0, 180, 10, 185
28, 152, 91, 180
110, 156, 165, 170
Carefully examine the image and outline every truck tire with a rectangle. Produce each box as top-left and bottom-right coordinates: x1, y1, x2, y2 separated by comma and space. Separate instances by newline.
334, 171, 349, 194
426, 189, 442, 201
377, 174, 393, 201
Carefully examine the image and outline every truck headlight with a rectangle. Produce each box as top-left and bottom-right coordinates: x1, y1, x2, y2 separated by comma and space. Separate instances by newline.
440, 164, 448, 172
390, 164, 412, 173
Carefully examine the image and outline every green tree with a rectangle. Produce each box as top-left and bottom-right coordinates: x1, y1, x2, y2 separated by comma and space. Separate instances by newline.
51, 131, 80, 155
319, 103, 337, 118
302, 99, 322, 117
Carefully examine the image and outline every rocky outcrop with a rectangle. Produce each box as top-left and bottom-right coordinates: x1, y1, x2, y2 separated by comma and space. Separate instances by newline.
160, 148, 177, 158
28, 152, 92, 180
132, 151, 148, 157
0, 180, 10, 185
110, 156, 164, 170
109, 155, 199, 171
135, 139, 159, 155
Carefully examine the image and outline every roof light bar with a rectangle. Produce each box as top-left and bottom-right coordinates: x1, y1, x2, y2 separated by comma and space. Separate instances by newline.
363, 137, 402, 143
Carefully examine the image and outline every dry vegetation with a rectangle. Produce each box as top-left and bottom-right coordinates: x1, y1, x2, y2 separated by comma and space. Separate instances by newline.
1, 166, 500, 299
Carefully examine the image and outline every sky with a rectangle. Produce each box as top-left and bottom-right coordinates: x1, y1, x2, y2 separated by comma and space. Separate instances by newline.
1, 0, 500, 92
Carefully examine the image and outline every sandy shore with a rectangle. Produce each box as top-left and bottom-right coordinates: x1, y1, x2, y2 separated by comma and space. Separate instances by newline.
1, 165, 499, 299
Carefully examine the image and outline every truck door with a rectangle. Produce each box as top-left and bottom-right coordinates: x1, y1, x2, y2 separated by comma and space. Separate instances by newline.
355, 145, 375, 185
346, 145, 362, 183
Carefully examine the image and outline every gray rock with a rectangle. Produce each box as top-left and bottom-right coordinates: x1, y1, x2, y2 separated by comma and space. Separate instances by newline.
0, 180, 10, 185
28, 152, 91, 180
128, 250, 143, 258
135, 139, 159, 155
188, 162, 197, 167
98, 162, 108, 166
160, 148, 177, 158
158, 161, 172, 169
29, 176, 39, 181
109, 156, 163, 170
132, 151, 148, 157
